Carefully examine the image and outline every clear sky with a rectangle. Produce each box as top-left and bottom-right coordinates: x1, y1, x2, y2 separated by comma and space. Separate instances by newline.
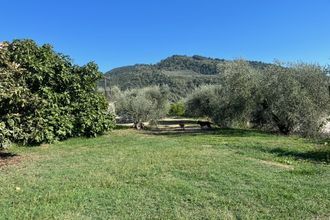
1, 0, 329, 72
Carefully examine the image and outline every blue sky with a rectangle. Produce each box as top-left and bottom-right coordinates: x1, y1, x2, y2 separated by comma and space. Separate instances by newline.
1, 0, 329, 72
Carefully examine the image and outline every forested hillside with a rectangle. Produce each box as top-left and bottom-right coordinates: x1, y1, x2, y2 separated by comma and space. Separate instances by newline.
103, 55, 271, 101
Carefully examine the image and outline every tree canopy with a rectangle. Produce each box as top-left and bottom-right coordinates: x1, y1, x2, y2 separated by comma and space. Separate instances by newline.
185, 60, 330, 136
112, 86, 169, 128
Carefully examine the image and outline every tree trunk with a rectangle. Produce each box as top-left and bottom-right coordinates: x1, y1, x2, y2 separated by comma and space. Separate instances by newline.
271, 113, 291, 135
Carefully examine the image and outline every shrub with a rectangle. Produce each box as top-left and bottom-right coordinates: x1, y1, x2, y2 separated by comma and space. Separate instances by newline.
0, 39, 115, 147
0, 122, 11, 149
169, 101, 185, 117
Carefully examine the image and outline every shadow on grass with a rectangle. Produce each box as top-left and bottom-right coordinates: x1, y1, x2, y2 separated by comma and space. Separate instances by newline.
145, 127, 330, 163
0, 152, 17, 159
114, 125, 132, 130
262, 147, 330, 163
0, 152, 21, 168
144, 127, 272, 138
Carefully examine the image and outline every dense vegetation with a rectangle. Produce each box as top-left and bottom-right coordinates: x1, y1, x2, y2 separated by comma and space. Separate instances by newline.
104, 56, 273, 102
103, 55, 257, 101
106, 56, 329, 136
0, 40, 115, 148
186, 61, 330, 136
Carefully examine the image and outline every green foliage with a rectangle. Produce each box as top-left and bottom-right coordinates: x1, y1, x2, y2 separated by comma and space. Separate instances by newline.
0, 39, 115, 147
169, 101, 186, 117
185, 60, 330, 136
254, 63, 330, 136
186, 60, 259, 127
185, 85, 220, 118
114, 86, 169, 126
103, 55, 253, 101
104, 67, 221, 102
103, 55, 273, 102
0, 122, 11, 149
215, 60, 259, 127
158, 55, 220, 75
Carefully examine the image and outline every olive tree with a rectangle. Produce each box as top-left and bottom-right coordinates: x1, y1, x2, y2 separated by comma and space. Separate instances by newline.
115, 86, 169, 129
214, 60, 259, 127
185, 85, 220, 119
185, 60, 330, 136
186, 60, 259, 127
254, 63, 330, 136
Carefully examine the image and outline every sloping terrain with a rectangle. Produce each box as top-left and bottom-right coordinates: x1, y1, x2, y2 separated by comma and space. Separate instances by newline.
102, 55, 271, 101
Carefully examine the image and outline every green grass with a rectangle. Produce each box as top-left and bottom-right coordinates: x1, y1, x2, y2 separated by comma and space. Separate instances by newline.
0, 128, 329, 219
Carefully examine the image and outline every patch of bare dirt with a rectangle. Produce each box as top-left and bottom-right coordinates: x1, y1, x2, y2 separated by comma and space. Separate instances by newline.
258, 159, 294, 170
0, 152, 22, 168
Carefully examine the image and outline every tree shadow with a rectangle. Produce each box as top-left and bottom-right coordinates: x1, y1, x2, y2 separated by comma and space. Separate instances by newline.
260, 147, 330, 163
144, 127, 329, 163
0, 152, 20, 167
0, 152, 18, 159
114, 125, 132, 130
144, 127, 273, 138
305, 137, 330, 146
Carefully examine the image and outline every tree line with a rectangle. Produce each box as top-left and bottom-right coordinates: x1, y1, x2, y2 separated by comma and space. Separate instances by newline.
1, 39, 329, 150
111, 60, 330, 136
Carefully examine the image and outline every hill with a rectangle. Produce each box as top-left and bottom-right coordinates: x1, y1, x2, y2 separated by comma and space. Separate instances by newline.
103, 55, 271, 101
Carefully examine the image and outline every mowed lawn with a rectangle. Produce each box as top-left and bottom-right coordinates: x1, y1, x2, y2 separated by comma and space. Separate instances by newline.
0, 128, 329, 219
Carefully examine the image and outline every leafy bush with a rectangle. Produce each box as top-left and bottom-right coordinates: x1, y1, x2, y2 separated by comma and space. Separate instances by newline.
169, 101, 185, 117
0, 39, 115, 147
0, 122, 11, 149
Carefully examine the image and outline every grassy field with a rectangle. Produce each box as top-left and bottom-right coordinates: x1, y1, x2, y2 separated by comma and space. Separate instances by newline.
0, 128, 329, 219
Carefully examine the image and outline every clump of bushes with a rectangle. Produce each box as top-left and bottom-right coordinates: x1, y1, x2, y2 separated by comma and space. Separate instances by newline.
186, 60, 330, 137
0, 40, 115, 148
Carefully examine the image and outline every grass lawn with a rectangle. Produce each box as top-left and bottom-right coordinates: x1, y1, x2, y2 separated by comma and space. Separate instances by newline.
0, 128, 329, 219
